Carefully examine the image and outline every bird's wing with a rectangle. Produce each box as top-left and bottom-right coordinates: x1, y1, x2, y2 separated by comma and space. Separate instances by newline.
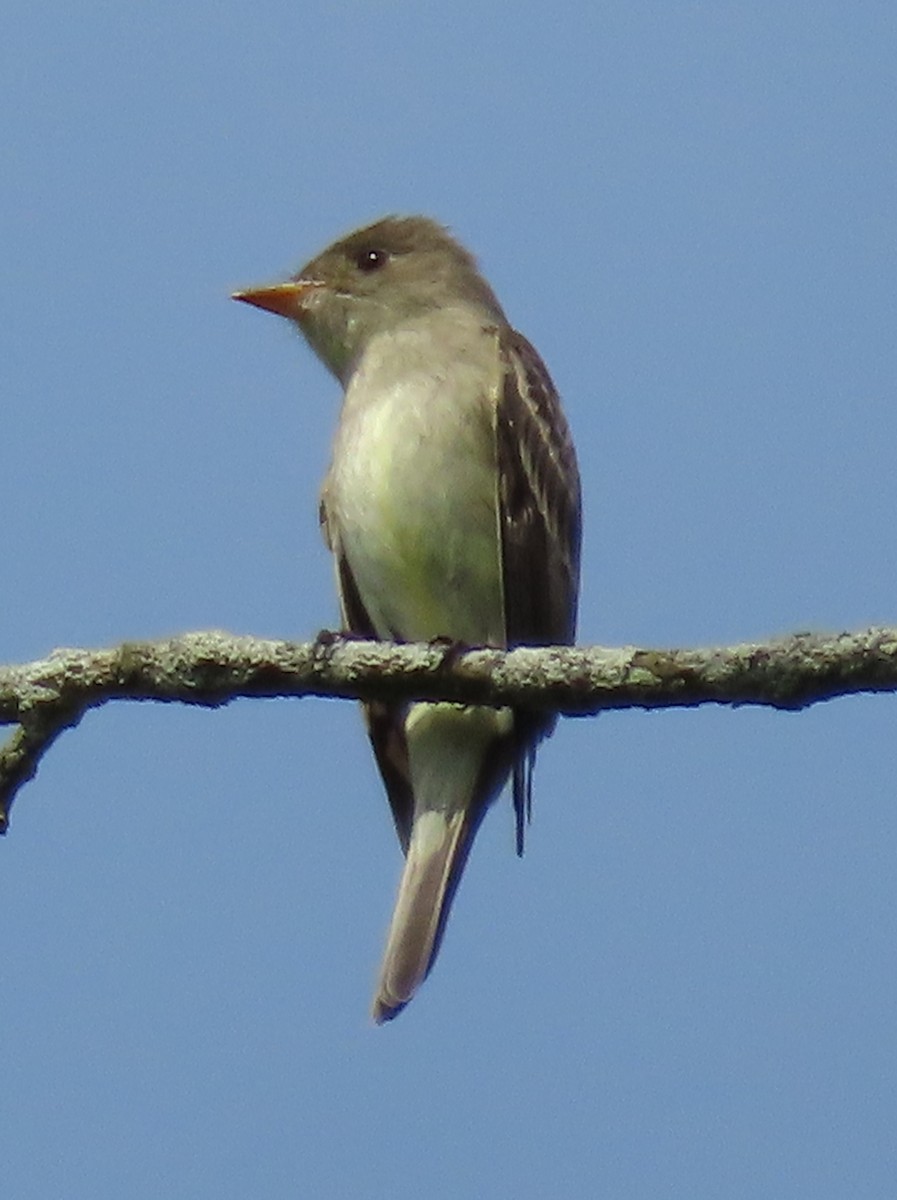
495, 326, 582, 847
319, 490, 415, 851
496, 327, 581, 645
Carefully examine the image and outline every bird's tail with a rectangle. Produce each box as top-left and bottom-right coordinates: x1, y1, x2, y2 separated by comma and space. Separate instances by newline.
371, 702, 513, 1024
372, 806, 473, 1023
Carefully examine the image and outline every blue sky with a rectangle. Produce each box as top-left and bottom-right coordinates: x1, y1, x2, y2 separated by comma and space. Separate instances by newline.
2, 2, 896, 1196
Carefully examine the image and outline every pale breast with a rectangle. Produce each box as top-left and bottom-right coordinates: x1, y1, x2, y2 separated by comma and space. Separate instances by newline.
327, 313, 506, 646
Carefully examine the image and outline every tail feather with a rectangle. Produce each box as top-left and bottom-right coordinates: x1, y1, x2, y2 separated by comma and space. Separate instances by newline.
371, 808, 470, 1023
371, 702, 516, 1023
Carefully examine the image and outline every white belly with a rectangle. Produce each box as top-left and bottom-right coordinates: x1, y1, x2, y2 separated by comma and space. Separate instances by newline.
327, 319, 505, 646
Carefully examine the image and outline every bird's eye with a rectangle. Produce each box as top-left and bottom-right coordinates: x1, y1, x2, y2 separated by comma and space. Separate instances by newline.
355, 247, 388, 272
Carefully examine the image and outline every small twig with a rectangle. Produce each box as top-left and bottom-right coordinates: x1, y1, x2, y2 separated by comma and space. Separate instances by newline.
1, 626, 895, 831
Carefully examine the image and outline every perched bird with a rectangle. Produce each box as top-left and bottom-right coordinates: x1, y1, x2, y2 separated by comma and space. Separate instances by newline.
234, 216, 581, 1022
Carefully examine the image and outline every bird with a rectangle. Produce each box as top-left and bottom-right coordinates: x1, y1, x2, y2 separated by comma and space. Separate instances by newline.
233, 215, 581, 1022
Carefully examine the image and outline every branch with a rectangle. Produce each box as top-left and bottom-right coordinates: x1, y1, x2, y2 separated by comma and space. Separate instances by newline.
1, 626, 895, 832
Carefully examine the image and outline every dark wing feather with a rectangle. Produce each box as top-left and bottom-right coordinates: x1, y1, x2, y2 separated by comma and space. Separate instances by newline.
319, 493, 415, 851
497, 329, 581, 646
495, 327, 582, 848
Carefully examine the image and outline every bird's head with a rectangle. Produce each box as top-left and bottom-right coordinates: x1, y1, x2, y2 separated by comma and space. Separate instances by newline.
233, 215, 505, 381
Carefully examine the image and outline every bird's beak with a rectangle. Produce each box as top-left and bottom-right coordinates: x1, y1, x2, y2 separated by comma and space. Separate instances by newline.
231, 279, 321, 319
